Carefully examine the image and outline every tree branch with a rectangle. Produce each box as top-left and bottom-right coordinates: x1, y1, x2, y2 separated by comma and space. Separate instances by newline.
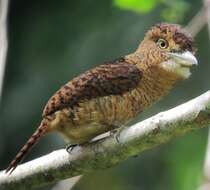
0, 91, 210, 190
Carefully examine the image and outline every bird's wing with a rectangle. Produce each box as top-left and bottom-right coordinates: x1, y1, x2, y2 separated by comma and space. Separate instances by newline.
42, 58, 142, 117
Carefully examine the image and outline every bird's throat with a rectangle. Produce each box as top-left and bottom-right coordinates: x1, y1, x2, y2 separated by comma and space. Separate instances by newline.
135, 65, 180, 108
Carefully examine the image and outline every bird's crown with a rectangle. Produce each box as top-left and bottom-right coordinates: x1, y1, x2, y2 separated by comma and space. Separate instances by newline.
145, 23, 195, 53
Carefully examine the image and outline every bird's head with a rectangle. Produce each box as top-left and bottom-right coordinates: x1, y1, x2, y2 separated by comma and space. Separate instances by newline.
136, 23, 197, 79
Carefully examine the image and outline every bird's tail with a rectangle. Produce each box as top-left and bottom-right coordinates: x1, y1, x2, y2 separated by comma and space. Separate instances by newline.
5, 120, 49, 174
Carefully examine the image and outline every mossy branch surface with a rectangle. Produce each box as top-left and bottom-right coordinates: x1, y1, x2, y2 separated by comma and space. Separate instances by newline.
0, 91, 210, 190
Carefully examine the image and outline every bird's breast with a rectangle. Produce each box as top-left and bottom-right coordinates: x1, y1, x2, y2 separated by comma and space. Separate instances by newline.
48, 90, 144, 143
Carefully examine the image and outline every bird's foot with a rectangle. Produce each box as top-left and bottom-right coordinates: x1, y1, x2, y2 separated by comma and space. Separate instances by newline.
110, 125, 127, 143
66, 143, 78, 154
110, 128, 121, 143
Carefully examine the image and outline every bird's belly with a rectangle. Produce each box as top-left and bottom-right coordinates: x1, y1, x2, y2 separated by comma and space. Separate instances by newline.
50, 90, 143, 143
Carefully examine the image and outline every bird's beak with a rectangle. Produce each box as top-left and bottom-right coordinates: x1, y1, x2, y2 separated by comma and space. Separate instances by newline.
168, 51, 198, 67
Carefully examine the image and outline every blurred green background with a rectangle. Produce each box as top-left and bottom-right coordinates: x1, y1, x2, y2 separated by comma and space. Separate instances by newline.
0, 0, 209, 189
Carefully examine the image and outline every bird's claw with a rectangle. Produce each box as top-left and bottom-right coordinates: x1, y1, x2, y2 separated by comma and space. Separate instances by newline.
66, 143, 78, 154
110, 129, 120, 143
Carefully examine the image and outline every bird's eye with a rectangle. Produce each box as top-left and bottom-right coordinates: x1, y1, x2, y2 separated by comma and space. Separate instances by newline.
157, 38, 168, 49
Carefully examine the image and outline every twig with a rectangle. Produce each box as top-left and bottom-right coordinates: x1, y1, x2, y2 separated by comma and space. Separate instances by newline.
204, 0, 210, 38
185, 8, 206, 38
0, 90, 210, 190
0, 0, 8, 100
198, 1, 210, 189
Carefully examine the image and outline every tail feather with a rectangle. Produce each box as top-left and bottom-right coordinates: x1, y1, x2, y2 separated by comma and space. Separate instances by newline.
5, 120, 48, 174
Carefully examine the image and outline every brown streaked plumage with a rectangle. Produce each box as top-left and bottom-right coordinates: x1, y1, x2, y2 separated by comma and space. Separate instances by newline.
6, 23, 197, 174
43, 60, 142, 117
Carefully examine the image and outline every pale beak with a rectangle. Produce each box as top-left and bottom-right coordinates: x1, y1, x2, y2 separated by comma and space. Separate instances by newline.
168, 51, 198, 67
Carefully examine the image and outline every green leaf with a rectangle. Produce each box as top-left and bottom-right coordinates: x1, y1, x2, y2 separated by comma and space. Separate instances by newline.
113, 0, 158, 13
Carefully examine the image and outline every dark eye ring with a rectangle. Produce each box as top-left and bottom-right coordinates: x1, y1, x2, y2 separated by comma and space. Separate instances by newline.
157, 38, 168, 49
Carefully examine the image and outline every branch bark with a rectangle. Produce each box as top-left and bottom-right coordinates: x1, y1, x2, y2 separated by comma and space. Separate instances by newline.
0, 91, 210, 190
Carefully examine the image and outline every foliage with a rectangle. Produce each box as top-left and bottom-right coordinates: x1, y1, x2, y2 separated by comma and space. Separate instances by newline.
113, 0, 158, 13
113, 0, 190, 22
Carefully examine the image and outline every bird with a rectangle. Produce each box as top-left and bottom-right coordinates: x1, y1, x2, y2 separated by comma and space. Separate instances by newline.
6, 23, 198, 174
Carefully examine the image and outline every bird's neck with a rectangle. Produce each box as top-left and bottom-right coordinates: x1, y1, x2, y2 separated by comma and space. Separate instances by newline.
126, 53, 181, 108
139, 66, 180, 108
